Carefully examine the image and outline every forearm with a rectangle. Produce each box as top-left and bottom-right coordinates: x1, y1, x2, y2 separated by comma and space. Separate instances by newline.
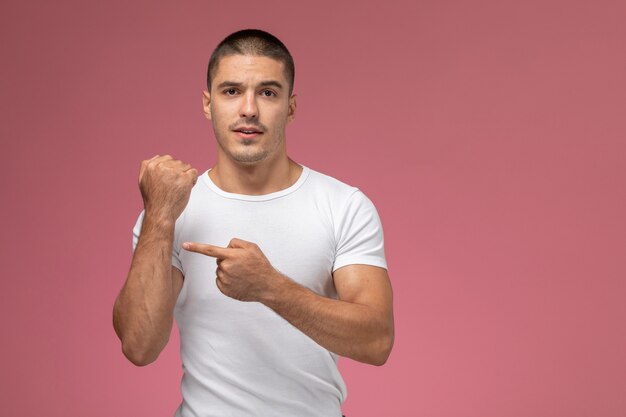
113, 214, 177, 365
262, 274, 394, 366
181, 239, 394, 365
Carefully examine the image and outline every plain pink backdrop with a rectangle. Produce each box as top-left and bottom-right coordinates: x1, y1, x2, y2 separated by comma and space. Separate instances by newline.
1, 0, 625, 416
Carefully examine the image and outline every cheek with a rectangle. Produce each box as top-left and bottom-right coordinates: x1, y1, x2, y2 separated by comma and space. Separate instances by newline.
269, 109, 290, 129
211, 108, 229, 128
211, 113, 229, 138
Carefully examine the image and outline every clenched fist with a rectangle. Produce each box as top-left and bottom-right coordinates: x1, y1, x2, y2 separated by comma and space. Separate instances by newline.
139, 155, 198, 223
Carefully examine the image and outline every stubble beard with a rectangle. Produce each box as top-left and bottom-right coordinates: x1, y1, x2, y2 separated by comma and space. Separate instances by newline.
231, 144, 270, 164
213, 114, 288, 165
215, 131, 284, 165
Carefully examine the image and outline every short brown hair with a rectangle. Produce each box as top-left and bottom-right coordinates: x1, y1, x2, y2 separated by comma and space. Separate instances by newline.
207, 29, 295, 95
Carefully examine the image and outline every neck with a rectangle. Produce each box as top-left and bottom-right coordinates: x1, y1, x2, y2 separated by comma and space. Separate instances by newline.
208, 156, 302, 195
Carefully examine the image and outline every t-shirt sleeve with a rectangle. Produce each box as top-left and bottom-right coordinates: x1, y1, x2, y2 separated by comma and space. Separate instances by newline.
333, 190, 387, 272
132, 210, 184, 273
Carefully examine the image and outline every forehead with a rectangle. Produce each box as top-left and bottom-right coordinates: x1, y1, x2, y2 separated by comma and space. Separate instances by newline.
213, 54, 287, 86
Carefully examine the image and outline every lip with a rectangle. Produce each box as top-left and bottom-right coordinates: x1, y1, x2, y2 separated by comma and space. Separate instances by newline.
232, 126, 263, 139
234, 131, 262, 139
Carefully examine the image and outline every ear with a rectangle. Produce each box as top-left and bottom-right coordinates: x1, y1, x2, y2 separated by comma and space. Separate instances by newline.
287, 94, 297, 123
202, 90, 212, 120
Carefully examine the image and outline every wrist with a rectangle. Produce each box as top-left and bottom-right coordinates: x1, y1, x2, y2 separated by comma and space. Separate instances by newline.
143, 209, 177, 228
141, 211, 177, 235
260, 271, 298, 308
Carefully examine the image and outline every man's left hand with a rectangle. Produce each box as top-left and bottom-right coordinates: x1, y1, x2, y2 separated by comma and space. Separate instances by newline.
182, 238, 284, 302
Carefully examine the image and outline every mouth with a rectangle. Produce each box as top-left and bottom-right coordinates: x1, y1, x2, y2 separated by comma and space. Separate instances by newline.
232, 126, 263, 140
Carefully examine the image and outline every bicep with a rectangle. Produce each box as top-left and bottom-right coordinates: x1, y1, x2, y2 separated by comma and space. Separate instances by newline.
333, 264, 393, 315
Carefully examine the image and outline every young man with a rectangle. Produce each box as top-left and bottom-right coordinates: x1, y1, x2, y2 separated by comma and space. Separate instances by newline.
113, 29, 394, 416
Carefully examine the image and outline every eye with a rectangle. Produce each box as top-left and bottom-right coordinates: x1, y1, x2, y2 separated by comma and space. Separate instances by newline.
223, 88, 238, 96
261, 89, 276, 97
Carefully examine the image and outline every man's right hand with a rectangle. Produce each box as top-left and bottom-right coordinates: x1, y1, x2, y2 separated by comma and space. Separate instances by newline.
139, 155, 198, 223
114, 155, 195, 366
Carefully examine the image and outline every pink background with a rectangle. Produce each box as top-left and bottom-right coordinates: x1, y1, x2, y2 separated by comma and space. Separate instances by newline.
1, 0, 625, 416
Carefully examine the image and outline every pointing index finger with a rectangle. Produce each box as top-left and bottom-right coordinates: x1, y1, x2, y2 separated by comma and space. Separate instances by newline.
183, 242, 232, 259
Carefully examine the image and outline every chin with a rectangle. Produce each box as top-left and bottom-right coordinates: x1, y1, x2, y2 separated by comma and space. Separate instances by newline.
231, 151, 270, 165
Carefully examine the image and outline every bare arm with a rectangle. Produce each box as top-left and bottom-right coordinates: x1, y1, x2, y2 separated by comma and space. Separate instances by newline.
112, 221, 184, 366
265, 264, 394, 366
183, 239, 394, 366
113, 155, 197, 366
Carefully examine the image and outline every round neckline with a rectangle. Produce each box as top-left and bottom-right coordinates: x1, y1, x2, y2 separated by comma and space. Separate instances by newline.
201, 165, 310, 201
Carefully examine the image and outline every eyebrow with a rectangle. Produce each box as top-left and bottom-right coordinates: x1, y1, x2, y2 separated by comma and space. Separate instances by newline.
259, 80, 284, 90
216, 80, 284, 90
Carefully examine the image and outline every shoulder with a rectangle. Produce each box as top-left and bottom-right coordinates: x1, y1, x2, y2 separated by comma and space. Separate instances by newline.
304, 166, 360, 199
304, 166, 377, 210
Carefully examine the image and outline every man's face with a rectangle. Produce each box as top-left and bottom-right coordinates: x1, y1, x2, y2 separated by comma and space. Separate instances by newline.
203, 54, 296, 165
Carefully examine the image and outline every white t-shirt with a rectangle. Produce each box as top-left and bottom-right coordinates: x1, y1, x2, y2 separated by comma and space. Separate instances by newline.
132, 165, 387, 417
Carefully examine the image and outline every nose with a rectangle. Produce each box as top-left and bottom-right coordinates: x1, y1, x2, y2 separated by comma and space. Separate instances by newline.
239, 91, 258, 119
